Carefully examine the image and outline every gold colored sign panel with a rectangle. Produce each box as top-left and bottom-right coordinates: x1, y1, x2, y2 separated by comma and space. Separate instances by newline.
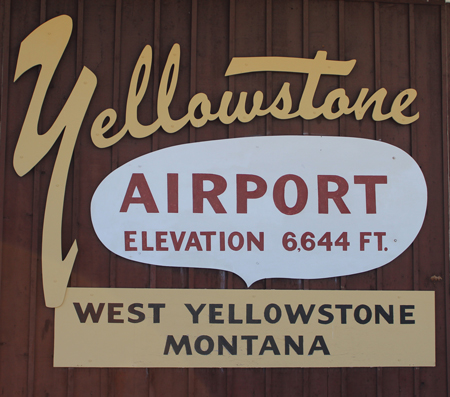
54, 288, 434, 368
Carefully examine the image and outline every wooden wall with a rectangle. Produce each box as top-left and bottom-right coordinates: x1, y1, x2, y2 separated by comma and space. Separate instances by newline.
0, 0, 448, 395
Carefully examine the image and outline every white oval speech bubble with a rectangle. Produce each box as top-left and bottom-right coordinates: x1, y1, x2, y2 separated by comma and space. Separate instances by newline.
91, 136, 427, 285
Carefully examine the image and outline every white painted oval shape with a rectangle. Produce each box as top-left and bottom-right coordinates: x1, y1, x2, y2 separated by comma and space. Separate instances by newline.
91, 136, 427, 285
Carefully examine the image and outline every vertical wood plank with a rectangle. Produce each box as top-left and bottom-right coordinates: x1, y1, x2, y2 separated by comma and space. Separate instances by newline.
227, 0, 236, 143
342, 1, 377, 395
187, 1, 197, 393
265, 1, 272, 394
407, 6, 421, 387
68, 0, 85, 394
407, 13, 422, 393
149, 0, 160, 294
72, 0, 115, 394
307, 2, 342, 393
0, 1, 39, 396
0, 0, 9, 307
228, 0, 267, 393
25, 0, 43, 393
265, 0, 272, 137
375, 4, 383, 397
106, 0, 155, 394
377, 16, 413, 397
32, 0, 79, 395
414, 4, 447, 397
271, 0, 303, 138
441, 4, 450, 397
150, 0, 191, 394
226, 1, 236, 394
338, 3, 348, 394
302, 1, 310, 395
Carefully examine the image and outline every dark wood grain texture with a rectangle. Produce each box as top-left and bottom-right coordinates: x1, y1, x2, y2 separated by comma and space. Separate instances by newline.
0, 1, 448, 396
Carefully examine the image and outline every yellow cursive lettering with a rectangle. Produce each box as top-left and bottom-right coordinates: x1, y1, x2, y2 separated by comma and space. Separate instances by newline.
13, 15, 96, 307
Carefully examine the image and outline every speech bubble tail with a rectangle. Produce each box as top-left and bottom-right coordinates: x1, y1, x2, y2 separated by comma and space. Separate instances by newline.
239, 273, 263, 288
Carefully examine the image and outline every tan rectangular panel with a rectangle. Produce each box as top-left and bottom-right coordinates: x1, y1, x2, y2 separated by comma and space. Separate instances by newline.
54, 288, 435, 368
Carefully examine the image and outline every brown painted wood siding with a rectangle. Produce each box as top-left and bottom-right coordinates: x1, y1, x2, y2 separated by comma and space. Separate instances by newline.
0, 0, 448, 395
